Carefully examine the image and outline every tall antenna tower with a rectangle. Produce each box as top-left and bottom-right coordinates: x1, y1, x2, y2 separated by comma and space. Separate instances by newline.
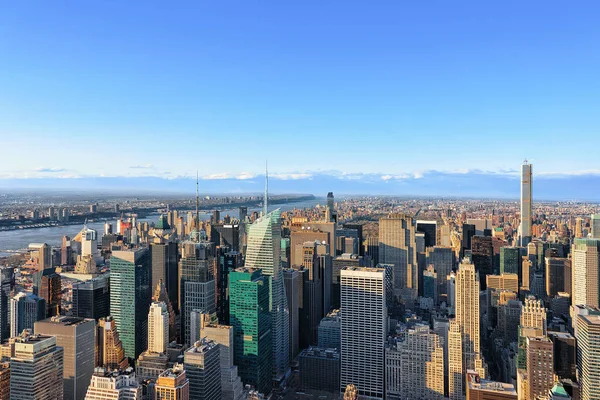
263, 160, 268, 216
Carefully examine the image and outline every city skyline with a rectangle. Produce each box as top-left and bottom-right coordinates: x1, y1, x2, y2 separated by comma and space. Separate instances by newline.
2, 1, 600, 184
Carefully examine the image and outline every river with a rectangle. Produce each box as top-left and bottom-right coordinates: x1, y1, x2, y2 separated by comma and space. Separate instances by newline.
0, 198, 322, 256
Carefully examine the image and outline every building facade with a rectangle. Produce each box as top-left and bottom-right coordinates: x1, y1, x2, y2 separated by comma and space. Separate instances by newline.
340, 267, 387, 399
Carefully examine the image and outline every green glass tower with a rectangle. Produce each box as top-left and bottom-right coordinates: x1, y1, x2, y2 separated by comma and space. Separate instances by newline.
500, 247, 521, 274
229, 268, 272, 395
109, 248, 151, 360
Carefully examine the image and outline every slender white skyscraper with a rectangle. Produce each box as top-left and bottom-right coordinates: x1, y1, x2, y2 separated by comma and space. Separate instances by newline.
520, 161, 532, 246
340, 267, 387, 399
148, 302, 169, 353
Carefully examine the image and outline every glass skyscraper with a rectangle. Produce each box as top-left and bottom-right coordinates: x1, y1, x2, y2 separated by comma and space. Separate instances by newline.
244, 209, 290, 383
229, 268, 272, 395
109, 248, 151, 360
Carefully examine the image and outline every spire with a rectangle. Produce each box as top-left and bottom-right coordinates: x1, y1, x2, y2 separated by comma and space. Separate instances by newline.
196, 171, 200, 243
263, 160, 268, 216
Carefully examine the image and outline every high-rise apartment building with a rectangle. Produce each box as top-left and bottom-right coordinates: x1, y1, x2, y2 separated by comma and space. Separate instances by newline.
385, 324, 445, 400
184, 339, 221, 400
155, 364, 189, 400
526, 337, 554, 399
576, 311, 600, 400
9, 332, 64, 400
84, 367, 141, 399
72, 274, 110, 321
10, 292, 46, 337
379, 214, 417, 298
520, 162, 532, 246
244, 209, 289, 383
96, 316, 129, 370
34, 316, 96, 400
229, 268, 272, 395
340, 267, 387, 399
572, 238, 600, 308
110, 248, 151, 360
148, 302, 169, 354
178, 241, 216, 347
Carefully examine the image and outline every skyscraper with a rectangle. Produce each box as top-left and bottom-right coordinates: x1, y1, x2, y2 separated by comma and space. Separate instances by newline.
526, 336, 554, 399
155, 364, 189, 400
282, 268, 300, 360
34, 316, 96, 400
455, 259, 482, 368
340, 267, 387, 399
500, 247, 521, 275
385, 324, 445, 400
449, 259, 486, 399
148, 302, 169, 354
244, 207, 290, 383
96, 316, 129, 370
178, 241, 216, 346
0, 267, 14, 342
201, 322, 246, 400
150, 237, 179, 311
153, 280, 177, 343
229, 268, 272, 395
379, 213, 417, 298
425, 246, 453, 304
109, 248, 151, 359
33, 268, 61, 317
9, 332, 64, 400
10, 292, 46, 337
72, 274, 110, 321
591, 214, 600, 239
471, 236, 493, 290
572, 238, 600, 308
184, 338, 221, 400
298, 240, 325, 348
576, 309, 600, 400
520, 162, 532, 246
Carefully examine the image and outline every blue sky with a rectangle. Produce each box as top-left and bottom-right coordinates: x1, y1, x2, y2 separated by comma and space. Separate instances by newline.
1, 1, 600, 194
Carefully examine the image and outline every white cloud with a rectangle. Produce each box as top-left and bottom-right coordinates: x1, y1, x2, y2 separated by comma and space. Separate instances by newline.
203, 173, 233, 180
271, 172, 313, 180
